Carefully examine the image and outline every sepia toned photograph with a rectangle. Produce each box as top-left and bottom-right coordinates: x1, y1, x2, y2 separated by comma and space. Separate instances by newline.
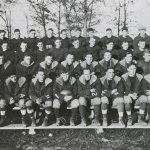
0, 0, 150, 149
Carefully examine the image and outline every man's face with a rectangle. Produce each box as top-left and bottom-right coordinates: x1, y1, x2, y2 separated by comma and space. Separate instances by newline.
47, 30, 53, 38
89, 38, 96, 46
83, 70, 91, 81
125, 54, 133, 63
0, 32, 5, 39
106, 30, 112, 38
2, 43, 8, 51
37, 71, 45, 82
106, 42, 113, 50
20, 43, 27, 52
37, 42, 43, 50
88, 31, 94, 38
61, 72, 69, 81
24, 56, 31, 65
138, 41, 145, 49
61, 31, 67, 39
122, 30, 128, 37
143, 52, 150, 62
45, 56, 52, 64
106, 69, 114, 80
139, 29, 146, 37
127, 65, 136, 77
75, 30, 81, 38
29, 31, 36, 38
104, 52, 111, 61
122, 42, 129, 50
55, 39, 61, 48
10, 75, 17, 83
66, 54, 74, 65
73, 40, 79, 48
85, 54, 93, 63
14, 31, 20, 39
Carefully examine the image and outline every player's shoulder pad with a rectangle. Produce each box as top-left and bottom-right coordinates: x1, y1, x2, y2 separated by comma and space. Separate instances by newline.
90, 75, 97, 85
45, 78, 53, 86
52, 61, 58, 69
136, 73, 143, 82
18, 77, 26, 87
92, 61, 98, 68
144, 74, 150, 84
100, 75, 107, 85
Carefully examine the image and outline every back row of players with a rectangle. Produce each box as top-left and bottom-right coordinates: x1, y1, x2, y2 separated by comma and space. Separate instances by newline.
0, 26, 150, 127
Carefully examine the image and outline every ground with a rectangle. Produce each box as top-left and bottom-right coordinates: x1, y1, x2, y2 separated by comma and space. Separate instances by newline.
0, 129, 150, 150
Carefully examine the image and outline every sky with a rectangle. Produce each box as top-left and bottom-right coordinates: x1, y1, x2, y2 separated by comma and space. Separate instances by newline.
0, 0, 150, 38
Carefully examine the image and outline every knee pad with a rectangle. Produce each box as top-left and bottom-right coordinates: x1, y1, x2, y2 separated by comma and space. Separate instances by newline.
18, 99, 25, 108
71, 99, 79, 108
124, 96, 132, 104
25, 100, 33, 108
138, 95, 147, 103
45, 101, 52, 108
79, 97, 87, 106
0, 99, 6, 109
91, 97, 101, 105
101, 96, 109, 104
53, 99, 60, 109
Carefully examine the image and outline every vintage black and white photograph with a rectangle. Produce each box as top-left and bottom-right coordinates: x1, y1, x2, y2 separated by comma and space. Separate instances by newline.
0, 0, 150, 149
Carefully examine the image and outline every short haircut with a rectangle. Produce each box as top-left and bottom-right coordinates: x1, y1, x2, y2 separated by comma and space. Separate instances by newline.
37, 39, 43, 44
55, 37, 61, 41
104, 50, 112, 55
127, 62, 137, 68
138, 39, 146, 43
87, 28, 94, 32
106, 41, 114, 45
125, 50, 133, 56
64, 52, 74, 58
29, 29, 35, 33
21, 40, 27, 44
106, 28, 112, 31
48, 28, 53, 32
45, 52, 53, 57
14, 29, 20, 33
61, 29, 67, 33
122, 26, 128, 31
83, 68, 91, 74
0, 30, 6, 34
106, 67, 114, 72
75, 27, 81, 31
84, 52, 93, 58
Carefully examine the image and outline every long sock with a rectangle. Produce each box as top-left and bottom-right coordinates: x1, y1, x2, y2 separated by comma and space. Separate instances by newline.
140, 103, 146, 111
71, 108, 78, 120
53, 108, 60, 118
147, 104, 150, 118
94, 105, 100, 120
79, 106, 86, 119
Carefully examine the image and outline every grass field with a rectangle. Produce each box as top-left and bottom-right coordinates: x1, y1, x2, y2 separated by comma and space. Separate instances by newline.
0, 129, 150, 150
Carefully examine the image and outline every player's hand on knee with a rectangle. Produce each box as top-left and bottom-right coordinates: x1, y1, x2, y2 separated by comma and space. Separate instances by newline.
9, 97, 15, 104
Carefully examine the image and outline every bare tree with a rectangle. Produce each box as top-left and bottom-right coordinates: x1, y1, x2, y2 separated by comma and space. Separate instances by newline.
0, 0, 16, 39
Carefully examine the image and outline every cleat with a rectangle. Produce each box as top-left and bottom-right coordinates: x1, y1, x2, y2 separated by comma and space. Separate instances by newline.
127, 117, 132, 126
42, 117, 48, 127
80, 119, 86, 127
22, 117, 27, 127
31, 117, 36, 127
118, 118, 125, 127
70, 118, 75, 126
56, 118, 60, 126
92, 119, 101, 126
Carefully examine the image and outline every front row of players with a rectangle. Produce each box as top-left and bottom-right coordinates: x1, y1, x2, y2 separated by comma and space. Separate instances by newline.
0, 54, 150, 127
